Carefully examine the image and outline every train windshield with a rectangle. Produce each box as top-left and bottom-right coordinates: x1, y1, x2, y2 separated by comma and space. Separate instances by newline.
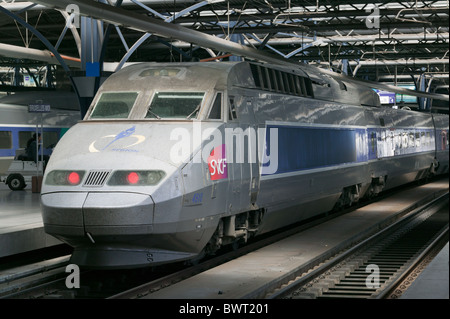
90, 92, 138, 119
145, 92, 205, 119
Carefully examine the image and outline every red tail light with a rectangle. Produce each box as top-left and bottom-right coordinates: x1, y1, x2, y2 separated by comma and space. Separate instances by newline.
127, 172, 139, 184
68, 172, 81, 185
107, 170, 165, 186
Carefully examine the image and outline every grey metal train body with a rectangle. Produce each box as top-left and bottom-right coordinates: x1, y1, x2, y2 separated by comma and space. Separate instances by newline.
40, 61, 449, 269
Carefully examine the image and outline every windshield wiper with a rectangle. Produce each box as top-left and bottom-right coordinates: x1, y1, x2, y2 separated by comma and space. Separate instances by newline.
186, 105, 200, 119
146, 107, 161, 119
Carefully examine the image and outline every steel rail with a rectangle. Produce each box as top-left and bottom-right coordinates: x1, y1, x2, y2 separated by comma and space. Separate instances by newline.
267, 192, 448, 299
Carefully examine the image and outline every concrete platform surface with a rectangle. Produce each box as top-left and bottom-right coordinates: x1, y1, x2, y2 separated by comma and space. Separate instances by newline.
0, 183, 60, 258
401, 242, 449, 299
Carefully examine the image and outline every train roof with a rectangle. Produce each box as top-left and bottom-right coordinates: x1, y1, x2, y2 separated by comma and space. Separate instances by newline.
100, 61, 380, 108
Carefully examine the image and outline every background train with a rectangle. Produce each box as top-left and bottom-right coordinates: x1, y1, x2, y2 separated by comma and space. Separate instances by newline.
0, 93, 80, 189
40, 61, 449, 269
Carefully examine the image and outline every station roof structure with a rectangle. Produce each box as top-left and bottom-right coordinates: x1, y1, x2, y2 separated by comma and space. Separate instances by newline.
0, 0, 448, 111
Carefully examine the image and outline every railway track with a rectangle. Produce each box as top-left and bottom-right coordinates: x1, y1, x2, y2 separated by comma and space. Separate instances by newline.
0, 258, 184, 299
0, 255, 70, 298
1, 181, 447, 299
0, 187, 379, 299
267, 193, 448, 299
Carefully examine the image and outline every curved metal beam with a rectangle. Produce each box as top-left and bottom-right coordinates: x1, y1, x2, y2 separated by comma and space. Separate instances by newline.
58, 10, 82, 57
0, 43, 81, 68
0, 5, 85, 118
0, 5, 72, 72
115, 0, 216, 71
31, 0, 449, 102
31, 0, 285, 66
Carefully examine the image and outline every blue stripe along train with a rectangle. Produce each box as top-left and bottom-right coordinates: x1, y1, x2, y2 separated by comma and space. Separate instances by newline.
39, 61, 448, 269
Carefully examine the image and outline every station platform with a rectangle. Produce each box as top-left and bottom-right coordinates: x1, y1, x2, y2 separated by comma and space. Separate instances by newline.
0, 183, 60, 259
401, 242, 449, 299
144, 179, 448, 299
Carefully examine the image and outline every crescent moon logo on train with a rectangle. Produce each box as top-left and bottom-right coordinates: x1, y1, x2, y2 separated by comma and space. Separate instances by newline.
88, 126, 146, 152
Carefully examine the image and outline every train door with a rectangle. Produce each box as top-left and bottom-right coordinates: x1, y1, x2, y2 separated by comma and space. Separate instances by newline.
224, 95, 240, 214
242, 96, 260, 207
228, 95, 259, 212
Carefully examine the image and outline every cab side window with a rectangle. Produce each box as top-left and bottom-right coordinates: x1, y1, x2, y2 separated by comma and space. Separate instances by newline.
228, 96, 238, 121
0, 131, 12, 149
208, 92, 222, 120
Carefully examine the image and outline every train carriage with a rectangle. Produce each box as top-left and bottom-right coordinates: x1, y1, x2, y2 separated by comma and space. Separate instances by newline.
0, 102, 80, 189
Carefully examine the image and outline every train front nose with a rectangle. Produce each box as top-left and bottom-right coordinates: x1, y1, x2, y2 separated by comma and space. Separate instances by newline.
42, 191, 154, 237
41, 191, 155, 267
82, 192, 154, 235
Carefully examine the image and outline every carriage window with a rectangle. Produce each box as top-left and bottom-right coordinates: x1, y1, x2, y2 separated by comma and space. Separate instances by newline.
408, 133, 415, 148
208, 93, 222, 120
90, 92, 138, 119
146, 92, 204, 119
415, 132, 421, 147
43, 132, 59, 148
19, 131, 33, 148
19, 131, 59, 149
0, 131, 12, 149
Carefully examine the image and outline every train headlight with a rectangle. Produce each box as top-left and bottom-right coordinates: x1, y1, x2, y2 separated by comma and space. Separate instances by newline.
68, 172, 81, 185
127, 172, 140, 184
45, 170, 85, 186
107, 170, 166, 186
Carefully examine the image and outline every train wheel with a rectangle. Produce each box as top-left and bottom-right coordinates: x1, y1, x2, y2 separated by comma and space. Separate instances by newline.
7, 174, 26, 191
231, 239, 241, 251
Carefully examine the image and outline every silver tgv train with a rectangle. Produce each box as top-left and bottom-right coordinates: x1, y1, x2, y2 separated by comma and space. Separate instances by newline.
40, 62, 449, 269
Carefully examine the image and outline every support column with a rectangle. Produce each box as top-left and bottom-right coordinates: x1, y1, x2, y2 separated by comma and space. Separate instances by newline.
72, 16, 104, 118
